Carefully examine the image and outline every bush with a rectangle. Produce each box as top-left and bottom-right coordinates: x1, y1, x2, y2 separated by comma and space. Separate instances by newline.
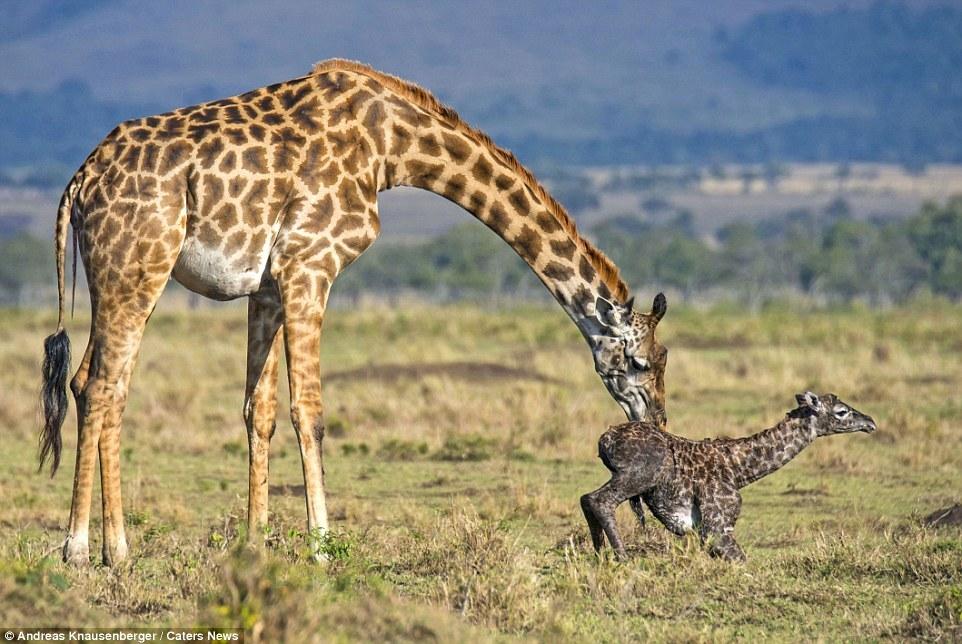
432, 435, 496, 462
377, 439, 429, 461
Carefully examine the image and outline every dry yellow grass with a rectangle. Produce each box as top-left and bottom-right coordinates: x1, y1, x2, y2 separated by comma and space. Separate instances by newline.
0, 302, 960, 641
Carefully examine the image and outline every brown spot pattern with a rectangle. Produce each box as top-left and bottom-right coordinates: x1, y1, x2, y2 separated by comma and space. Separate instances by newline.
543, 261, 574, 281
515, 225, 542, 263
578, 255, 596, 282
550, 238, 577, 260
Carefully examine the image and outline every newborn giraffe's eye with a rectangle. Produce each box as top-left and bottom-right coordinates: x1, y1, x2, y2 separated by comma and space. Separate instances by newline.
834, 408, 850, 419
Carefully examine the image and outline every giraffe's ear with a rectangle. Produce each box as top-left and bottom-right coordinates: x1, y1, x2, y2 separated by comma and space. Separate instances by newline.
795, 391, 822, 412
595, 296, 629, 329
595, 295, 635, 330
651, 292, 667, 324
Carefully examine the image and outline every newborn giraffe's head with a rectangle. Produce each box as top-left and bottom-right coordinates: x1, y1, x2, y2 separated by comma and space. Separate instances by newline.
793, 391, 877, 436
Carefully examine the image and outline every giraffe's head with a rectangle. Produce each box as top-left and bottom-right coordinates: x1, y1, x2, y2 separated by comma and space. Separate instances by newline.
792, 392, 877, 436
589, 292, 668, 422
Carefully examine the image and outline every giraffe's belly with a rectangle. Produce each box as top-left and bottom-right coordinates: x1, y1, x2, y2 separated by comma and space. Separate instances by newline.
657, 505, 698, 535
172, 237, 270, 300
644, 488, 701, 535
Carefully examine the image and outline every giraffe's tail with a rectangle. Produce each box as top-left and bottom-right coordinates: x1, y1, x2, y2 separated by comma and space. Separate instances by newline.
39, 173, 82, 476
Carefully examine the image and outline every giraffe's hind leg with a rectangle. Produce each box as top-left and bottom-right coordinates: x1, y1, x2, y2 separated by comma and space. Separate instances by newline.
244, 285, 284, 539
98, 355, 140, 565
581, 475, 639, 560
64, 196, 185, 566
62, 335, 95, 564
580, 493, 606, 551
65, 288, 170, 565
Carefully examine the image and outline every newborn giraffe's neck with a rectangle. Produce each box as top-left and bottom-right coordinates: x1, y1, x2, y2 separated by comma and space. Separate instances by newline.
719, 416, 816, 488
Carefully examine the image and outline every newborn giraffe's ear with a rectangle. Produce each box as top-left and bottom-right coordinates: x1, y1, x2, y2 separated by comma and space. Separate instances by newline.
795, 391, 822, 412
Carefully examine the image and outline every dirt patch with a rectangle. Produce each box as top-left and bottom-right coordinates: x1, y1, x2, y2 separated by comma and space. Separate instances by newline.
325, 361, 562, 385
269, 483, 306, 497
905, 374, 957, 386
0, 517, 62, 532
781, 484, 830, 497
923, 504, 962, 528
421, 476, 451, 488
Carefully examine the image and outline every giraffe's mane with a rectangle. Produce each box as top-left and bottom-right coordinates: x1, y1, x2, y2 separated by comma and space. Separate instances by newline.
310, 58, 630, 303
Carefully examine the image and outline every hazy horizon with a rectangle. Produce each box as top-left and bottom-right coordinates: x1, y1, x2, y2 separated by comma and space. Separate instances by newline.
2, 1, 961, 169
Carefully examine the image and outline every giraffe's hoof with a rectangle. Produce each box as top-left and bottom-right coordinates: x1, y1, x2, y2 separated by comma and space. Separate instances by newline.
63, 535, 90, 566
306, 526, 333, 564
309, 549, 331, 565
102, 538, 129, 567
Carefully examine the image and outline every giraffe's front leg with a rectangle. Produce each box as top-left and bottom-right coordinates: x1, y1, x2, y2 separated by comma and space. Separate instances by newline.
244, 287, 284, 540
698, 488, 746, 562
276, 265, 334, 561
705, 531, 745, 562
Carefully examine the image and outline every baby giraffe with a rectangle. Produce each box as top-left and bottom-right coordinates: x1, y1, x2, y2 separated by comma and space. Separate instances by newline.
580, 392, 876, 561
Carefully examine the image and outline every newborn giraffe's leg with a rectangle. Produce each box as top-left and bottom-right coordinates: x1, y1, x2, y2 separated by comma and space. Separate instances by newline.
629, 495, 646, 527
580, 493, 605, 551
581, 475, 639, 560
698, 489, 745, 562
704, 526, 744, 562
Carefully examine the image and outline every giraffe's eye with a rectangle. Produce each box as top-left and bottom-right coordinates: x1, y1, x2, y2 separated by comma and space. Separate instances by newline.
833, 407, 850, 419
630, 356, 649, 371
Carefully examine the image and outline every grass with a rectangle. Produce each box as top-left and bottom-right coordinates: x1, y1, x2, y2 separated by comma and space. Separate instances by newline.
0, 301, 960, 641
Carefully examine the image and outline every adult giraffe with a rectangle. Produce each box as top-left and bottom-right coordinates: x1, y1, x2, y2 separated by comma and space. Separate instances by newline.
39, 59, 669, 565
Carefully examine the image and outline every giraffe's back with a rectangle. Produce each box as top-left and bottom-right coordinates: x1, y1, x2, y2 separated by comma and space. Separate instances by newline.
72, 69, 398, 300
597, 421, 670, 475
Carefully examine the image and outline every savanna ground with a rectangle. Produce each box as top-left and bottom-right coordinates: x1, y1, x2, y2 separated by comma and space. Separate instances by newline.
1, 301, 960, 641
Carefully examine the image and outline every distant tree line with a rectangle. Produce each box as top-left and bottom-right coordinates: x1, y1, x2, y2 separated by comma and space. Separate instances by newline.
3, 197, 961, 307
0, 234, 50, 306
338, 195, 962, 306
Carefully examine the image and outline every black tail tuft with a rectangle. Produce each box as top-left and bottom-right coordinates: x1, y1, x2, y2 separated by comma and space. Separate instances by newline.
40, 328, 71, 477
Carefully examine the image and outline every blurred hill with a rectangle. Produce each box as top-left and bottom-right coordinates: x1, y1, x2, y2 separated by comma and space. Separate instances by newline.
1, 1, 960, 170
3, 1, 962, 309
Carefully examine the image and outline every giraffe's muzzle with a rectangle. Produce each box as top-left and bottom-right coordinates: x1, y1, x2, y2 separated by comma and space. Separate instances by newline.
600, 371, 650, 421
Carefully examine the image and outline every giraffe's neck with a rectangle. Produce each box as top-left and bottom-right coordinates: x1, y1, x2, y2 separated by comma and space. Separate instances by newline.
721, 416, 816, 488
382, 95, 628, 333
